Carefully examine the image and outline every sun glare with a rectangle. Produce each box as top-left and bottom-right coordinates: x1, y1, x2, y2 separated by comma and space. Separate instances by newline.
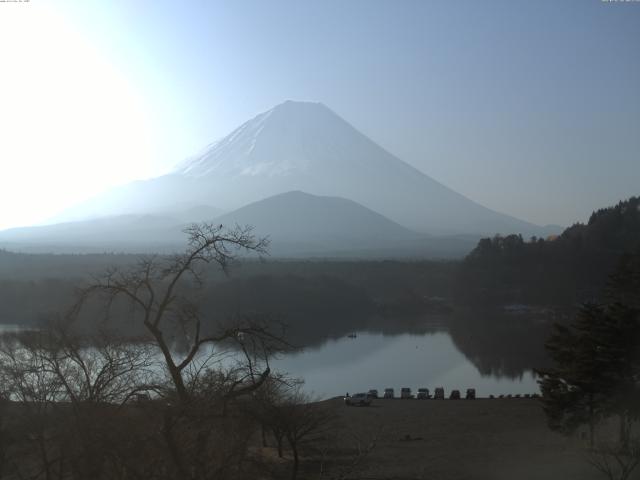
0, 3, 155, 230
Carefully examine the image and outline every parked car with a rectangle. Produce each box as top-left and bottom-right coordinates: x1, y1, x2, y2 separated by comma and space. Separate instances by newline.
417, 388, 430, 399
368, 389, 379, 399
434, 387, 445, 400
383, 388, 394, 399
400, 387, 413, 399
133, 392, 151, 403
465, 388, 476, 400
345, 392, 372, 406
450, 389, 461, 400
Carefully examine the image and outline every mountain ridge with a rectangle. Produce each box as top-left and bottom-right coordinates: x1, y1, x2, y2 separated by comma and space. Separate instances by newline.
49, 100, 557, 237
0, 191, 479, 258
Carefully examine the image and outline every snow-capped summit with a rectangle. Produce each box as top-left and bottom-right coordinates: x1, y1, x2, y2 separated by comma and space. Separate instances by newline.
177, 100, 365, 179
53, 100, 546, 236
170, 100, 540, 235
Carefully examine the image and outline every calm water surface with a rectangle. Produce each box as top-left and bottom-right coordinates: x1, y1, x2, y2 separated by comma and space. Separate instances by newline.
272, 331, 539, 399
0, 323, 540, 400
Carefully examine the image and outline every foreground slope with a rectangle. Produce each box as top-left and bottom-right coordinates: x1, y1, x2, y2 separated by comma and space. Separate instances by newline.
316, 398, 598, 480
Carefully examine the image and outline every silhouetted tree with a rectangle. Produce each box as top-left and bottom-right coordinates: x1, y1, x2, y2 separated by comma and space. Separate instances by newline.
587, 440, 640, 480
537, 252, 640, 449
278, 388, 334, 480
537, 303, 615, 447
72, 222, 274, 404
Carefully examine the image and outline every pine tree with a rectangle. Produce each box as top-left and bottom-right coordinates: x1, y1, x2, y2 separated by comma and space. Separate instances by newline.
537, 303, 612, 447
537, 252, 640, 449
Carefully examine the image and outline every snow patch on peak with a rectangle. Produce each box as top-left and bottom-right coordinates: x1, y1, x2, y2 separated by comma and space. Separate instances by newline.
176, 100, 341, 179
177, 106, 279, 178
274, 99, 327, 110
246, 107, 272, 155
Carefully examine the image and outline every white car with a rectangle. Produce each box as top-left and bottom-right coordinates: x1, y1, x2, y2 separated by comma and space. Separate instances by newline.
345, 392, 372, 406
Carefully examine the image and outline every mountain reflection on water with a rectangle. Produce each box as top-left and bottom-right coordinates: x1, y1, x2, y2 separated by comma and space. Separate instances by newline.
273, 310, 551, 399
0, 309, 552, 401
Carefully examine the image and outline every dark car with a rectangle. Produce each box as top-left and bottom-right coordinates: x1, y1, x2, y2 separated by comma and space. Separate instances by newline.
465, 388, 476, 400
450, 389, 461, 400
434, 387, 445, 400
368, 389, 379, 399
417, 388, 430, 399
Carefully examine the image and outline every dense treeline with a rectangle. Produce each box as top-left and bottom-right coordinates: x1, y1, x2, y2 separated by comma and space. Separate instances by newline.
0, 257, 456, 342
455, 197, 640, 307
0, 249, 137, 280
0, 250, 456, 301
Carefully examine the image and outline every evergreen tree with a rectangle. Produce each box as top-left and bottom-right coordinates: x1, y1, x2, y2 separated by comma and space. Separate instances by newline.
537, 303, 612, 447
537, 252, 640, 448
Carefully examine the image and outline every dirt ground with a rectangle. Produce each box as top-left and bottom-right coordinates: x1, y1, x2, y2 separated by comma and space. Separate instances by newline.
316, 397, 606, 480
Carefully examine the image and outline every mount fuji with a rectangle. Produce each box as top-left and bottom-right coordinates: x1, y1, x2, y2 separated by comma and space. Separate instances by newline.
56, 100, 546, 236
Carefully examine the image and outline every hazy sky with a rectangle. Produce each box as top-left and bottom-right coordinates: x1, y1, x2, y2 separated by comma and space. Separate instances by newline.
1, 0, 638, 230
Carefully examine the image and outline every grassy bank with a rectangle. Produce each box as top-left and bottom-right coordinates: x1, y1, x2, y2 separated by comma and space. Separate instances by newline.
287, 398, 600, 480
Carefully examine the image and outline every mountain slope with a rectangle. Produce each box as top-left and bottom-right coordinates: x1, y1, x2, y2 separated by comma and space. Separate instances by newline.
0, 191, 478, 257
210, 191, 478, 258
213, 191, 422, 254
60, 100, 549, 236
0, 214, 185, 253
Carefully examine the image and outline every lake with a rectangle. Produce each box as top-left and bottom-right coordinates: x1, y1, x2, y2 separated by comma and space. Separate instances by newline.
272, 330, 539, 400
0, 312, 545, 401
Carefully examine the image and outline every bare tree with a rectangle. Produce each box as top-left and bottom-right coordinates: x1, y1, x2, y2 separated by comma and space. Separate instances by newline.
37, 319, 159, 406
245, 374, 303, 458
587, 440, 640, 480
64, 223, 294, 480
0, 320, 161, 480
0, 330, 67, 480
72, 223, 273, 404
261, 385, 335, 480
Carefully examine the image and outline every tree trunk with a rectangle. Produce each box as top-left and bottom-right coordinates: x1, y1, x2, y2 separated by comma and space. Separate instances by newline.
291, 443, 299, 480
261, 423, 267, 447
37, 433, 52, 480
619, 412, 630, 451
277, 435, 284, 458
162, 408, 189, 479
588, 395, 595, 449
147, 323, 189, 402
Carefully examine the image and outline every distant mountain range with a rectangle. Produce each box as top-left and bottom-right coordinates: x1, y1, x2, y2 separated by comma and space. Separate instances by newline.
1, 100, 561, 257
0, 192, 479, 257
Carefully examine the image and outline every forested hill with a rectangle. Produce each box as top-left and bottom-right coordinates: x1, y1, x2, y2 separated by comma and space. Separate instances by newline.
562, 196, 640, 253
455, 197, 640, 306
